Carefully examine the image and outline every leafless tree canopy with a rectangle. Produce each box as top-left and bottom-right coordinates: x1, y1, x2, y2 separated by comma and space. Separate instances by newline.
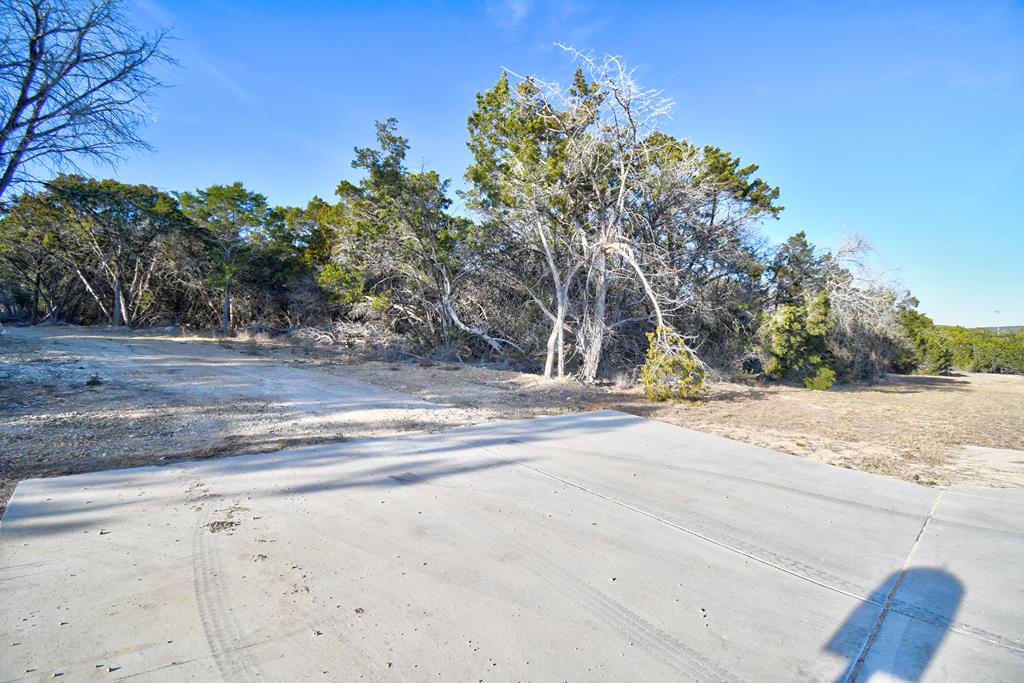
822, 235, 905, 380
0, 0, 171, 201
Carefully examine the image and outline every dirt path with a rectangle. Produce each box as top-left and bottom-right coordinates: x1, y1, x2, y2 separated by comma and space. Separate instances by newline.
0, 327, 487, 513
3, 325, 1023, 515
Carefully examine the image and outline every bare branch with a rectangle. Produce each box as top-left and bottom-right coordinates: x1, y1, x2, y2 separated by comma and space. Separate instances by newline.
0, 0, 174, 202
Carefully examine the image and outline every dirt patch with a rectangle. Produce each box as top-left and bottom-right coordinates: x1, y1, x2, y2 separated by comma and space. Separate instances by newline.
635, 373, 1024, 486
339, 357, 1024, 486
206, 520, 241, 533
2, 325, 1022, 516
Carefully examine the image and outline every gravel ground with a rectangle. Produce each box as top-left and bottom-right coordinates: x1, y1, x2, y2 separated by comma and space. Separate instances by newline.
2, 325, 1022, 516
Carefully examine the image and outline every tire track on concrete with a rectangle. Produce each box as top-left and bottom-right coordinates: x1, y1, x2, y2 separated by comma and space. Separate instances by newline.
442, 492, 741, 681
580, 478, 860, 594
466, 437, 882, 604
190, 486, 260, 681
519, 543, 740, 681
479, 449, 1024, 669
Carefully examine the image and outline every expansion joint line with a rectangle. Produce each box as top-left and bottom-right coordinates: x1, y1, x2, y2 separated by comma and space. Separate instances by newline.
469, 439, 1024, 658
841, 491, 943, 683
470, 438, 874, 602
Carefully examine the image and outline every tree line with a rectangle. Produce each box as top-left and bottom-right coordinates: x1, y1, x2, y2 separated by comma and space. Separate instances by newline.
3, 39, 1018, 391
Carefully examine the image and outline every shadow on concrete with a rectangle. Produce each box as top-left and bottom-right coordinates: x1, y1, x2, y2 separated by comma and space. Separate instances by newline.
827, 568, 963, 682
2, 410, 645, 537
0, 436, 537, 536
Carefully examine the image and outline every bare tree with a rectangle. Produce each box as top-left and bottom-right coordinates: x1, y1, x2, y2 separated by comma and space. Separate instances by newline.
534, 49, 704, 381
485, 142, 586, 377
823, 234, 904, 379
464, 70, 595, 378
467, 51, 723, 382
0, 0, 171, 202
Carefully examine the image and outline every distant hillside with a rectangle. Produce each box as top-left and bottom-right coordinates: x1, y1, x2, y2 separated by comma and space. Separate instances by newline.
981, 325, 1022, 333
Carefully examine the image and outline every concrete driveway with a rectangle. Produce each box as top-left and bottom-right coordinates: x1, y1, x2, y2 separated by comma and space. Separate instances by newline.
2, 410, 1022, 681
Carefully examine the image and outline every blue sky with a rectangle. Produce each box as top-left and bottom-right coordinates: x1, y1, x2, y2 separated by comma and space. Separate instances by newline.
91, 0, 1022, 327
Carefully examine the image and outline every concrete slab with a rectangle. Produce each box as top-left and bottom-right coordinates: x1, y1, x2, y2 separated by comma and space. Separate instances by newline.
854, 613, 1023, 682
870, 486, 1024, 679
446, 411, 940, 599
2, 410, 1022, 681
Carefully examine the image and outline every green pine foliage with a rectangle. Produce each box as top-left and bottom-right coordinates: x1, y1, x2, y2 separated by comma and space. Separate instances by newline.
803, 366, 836, 391
921, 334, 954, 375
893, 302, 1023, 376
894, 303, 937, 373
641, 327, 706, 401
894, 302, 954, 375
937, 326, 1024, 375
767, 231, 826, 302
761, 291, 833, 387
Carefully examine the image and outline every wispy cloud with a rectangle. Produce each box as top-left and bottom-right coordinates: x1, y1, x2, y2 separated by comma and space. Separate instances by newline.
189, 52, 254, 103
135, 0, 175, 26
134, 0, 254, 103
873, 2, 1023, 95
486, 0, 533, 29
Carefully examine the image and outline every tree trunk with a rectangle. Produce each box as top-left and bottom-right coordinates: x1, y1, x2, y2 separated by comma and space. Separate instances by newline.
544, 314, 559, 379
616, 243, 665, 328
581, 252, 609, 382
119, 286, 130, 327
543, 291, 568, 379
74, 268, 111, 322
221, 281, 232, 335
557, 322, 565, 378
112, 275, 124, 326
538, 223, 570, 380
30, 272, 40, 324
1, 287, 12, 318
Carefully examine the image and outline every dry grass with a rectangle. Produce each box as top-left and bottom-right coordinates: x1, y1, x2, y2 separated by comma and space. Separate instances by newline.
3, 325, 1022, 517
331, 355, 1023, 487
638, 373, 1023, 485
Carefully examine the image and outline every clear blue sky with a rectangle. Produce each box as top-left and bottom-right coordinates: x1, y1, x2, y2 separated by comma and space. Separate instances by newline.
92, 0, 1023, 327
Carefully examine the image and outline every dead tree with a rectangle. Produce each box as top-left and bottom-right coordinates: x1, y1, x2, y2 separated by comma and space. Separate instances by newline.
823, 235, 904, 379
542, 49, 702, 381
0, 0, 171, 202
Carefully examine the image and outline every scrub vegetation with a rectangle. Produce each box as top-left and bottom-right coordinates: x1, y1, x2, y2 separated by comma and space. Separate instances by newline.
1, 1, 1018, 405
2, 326, 1022, 520
0, 2, 1021, 514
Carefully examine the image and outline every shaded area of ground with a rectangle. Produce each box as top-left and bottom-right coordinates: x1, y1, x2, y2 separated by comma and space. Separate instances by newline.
2, 325, 1023, 515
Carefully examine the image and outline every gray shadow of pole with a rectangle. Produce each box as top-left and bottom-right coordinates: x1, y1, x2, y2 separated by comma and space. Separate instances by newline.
826, 568, 964, 682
